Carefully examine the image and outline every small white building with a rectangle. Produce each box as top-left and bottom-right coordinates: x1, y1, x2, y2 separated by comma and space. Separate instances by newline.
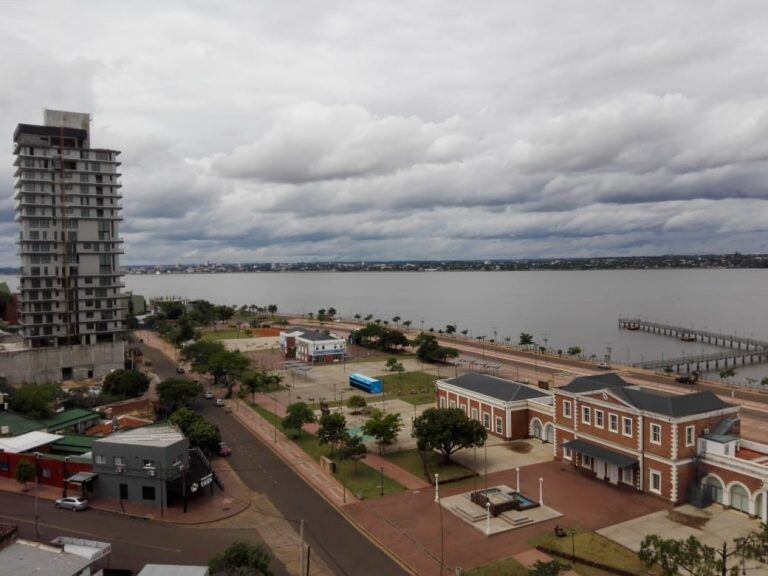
279, 329, 346, 364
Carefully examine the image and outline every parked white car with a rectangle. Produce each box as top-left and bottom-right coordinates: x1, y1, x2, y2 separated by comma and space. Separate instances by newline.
55, 496, 89, 511
215, 398, 225, 407
203, 391, 214, 399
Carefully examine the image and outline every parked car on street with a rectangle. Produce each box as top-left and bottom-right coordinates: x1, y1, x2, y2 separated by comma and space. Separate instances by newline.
55, 496, 89, 511
218, 441, 232, 456
203, 391, 214, 399
215, 398, 225, 407
598, 361, 610, 369
176, 366, 185, 374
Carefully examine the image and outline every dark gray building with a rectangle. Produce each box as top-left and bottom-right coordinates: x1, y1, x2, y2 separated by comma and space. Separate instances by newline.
91, 424, 211, 509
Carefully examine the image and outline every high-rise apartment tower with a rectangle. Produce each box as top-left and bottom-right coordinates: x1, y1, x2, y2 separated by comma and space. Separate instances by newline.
13, 110, 124, 349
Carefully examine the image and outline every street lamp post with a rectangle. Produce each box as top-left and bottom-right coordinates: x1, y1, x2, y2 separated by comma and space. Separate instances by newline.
485, 502, 491, 536
434, 473, 440, 502
539, 477, 544, 506
516, 467, 520, 492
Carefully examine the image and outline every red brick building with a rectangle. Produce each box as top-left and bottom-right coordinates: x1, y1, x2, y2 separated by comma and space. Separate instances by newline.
436, 373, 554, 442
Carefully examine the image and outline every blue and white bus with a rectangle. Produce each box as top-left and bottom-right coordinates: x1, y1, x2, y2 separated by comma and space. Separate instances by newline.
349, 373, 383, 394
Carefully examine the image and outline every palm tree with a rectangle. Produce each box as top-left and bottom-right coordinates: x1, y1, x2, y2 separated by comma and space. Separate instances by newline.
354, 314, 361, 322
402, 320, 412, 329
461, 329, 469, 338
364, 314, 373, 322
392, 316, 401, 327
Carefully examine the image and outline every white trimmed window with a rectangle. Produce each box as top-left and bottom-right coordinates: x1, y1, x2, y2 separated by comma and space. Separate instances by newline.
113, 456, 126, 467
582, 406, 591, 424
439, 397, 446, 408
594, 409, 604, 429
495, 417, 503, 434
608, 413, 618, 432
650, 470, 662, 494
94, 454, 106, 465
483, 413, 491, 429
449, 400, 456, 408
685, 425, 695, 447
461, 404, 468, 415
471, 407, 478, 420
582, 454, 593, 470
563, 446, 572, 460
563, 400, 572, 418
622, 417, 633, 437
650, 423, 662, 445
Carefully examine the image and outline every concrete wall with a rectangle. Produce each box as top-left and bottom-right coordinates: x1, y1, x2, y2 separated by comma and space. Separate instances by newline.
0, 341, 124, 384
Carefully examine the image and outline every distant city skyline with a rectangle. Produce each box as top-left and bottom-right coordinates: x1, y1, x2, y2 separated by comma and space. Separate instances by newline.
2, 1, 768, 266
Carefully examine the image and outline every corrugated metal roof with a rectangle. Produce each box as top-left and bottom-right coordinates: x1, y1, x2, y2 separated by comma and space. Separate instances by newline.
443, 373, 549, 402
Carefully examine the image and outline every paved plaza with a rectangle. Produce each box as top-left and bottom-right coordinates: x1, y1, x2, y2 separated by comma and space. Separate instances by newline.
599, 504, 768, 575
441, 484, 563, 535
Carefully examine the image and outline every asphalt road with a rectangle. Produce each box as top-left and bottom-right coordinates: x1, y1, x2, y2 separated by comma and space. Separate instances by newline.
199, 400, 408, 576
132, 333, 408, 576
0, 492, 287, 574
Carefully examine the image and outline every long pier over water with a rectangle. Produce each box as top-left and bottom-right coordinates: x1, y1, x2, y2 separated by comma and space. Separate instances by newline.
618, 318, 768, 373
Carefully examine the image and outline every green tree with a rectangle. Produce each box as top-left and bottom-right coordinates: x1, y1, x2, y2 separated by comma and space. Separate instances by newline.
209, 541, 273, 576
102, 369, 150, 398
187, 420, 222, 454
206, 350, 250, 397
9, 384, 57, 419
567, 346, 582, 356
412, 407, 487, 464
338, 433, 368, 471
364, 314, 373, 322
445, 324, 456, 335
519, 332, 534, 346
761, 377, 768, 387
282, 402, 316, 438
386, 357, 405, 373
392, 316, 401, 326
353, 313, 361, 322
15, 459, 36, 490
267, 304, 278, 315
157, 378, 201, 412
719, 367, 737, 382
182, 339, 226, 369
317, 308, 327, 323
412, 333, 459, 363
346, 395, 367, 413
170, 407, 203, 434
363, 411, 403, 454
402, 320, 412, 329
639, 524, 768, 576
317, 412, 347, 455
327, 307, 337, 319
242, 372, 267, 402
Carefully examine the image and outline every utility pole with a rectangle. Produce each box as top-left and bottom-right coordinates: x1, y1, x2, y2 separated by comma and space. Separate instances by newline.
34, 454, 40, 537
299, 519, 305, 576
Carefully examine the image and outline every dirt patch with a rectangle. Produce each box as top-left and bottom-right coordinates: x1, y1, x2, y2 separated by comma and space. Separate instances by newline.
506, 441, 533, 454
667, 509, 709, 530
251, 327, 282, 337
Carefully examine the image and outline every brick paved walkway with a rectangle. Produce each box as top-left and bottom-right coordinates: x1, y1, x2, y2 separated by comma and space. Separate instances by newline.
345, 459, 669, 575
365, 453, 430, 491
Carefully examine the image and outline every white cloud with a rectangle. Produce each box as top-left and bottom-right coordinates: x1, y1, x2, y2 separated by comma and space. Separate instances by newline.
1, 1, 768, 265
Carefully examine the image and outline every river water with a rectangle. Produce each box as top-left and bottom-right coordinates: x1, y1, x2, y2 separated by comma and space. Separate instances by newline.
2, 269, 767, 382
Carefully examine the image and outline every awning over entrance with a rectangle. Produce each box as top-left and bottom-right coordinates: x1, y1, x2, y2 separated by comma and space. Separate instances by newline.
65, 472, 97, 484
563, 439, 637, 468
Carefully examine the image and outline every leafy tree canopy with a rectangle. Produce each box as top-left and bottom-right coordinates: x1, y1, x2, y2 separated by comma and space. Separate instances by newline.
187, 419, 221, 454
346, 395, 367, 412
412, 407, 486, 464
102, 369, 150, 398
157, 378, 201, 411
412, 333, 459, 363
363, 411, 402, 453
9, 384, 58, 419
519, 332, 534, 346
317, 412, 347, 454
209, 541, 273, 576
15, 459, 36, 488
282, 402, 316, 436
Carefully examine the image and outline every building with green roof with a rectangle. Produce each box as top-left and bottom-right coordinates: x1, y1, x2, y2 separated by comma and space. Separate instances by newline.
42, 408, 100, 434
51, 434, 96, 456
0, 411, 45, 437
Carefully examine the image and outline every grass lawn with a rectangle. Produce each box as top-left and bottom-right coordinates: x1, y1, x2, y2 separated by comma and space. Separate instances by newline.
383, 449, 476, 483
465, 557, 529, 576
530, 528, 647, 575
201, 330, 247, 341
379, 371, 437, 405
248, 403, 405, 499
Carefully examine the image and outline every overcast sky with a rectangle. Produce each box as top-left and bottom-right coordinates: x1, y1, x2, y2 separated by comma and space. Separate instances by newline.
2, 1, 768, 265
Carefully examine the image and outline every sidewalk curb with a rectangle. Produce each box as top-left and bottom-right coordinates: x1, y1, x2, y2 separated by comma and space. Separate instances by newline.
231, 405, 419, 576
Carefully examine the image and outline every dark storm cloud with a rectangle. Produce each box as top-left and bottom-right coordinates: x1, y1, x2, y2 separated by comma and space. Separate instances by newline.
1, 1, 768, 265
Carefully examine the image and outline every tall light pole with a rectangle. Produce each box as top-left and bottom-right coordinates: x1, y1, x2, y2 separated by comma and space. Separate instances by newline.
485, 502, 491, 536
434, 473, 440, 502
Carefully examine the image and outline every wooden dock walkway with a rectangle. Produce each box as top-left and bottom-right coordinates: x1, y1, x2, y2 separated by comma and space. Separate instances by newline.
618, 318, 768, 350
618, 318, 768, 373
